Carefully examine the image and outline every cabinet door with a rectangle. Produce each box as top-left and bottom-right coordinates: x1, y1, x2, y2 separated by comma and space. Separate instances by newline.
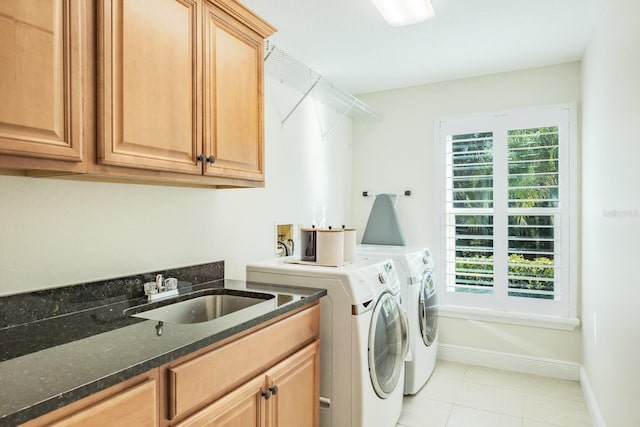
46, 379, 157, 427
267, 341, 320, 427
98, 0, 202, 174
174, 375, 265, 427
203, 4, 265, 182
0, 0, 84, 165
19, 371, 158, 427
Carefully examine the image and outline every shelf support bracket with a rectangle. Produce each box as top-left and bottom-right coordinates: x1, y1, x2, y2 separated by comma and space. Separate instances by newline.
264, 42, 382, 131
313, 99, 356, 138
264, 43, 276, 62
281, 76, 322, 125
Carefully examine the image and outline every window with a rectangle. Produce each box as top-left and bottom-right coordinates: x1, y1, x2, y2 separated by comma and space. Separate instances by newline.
439, 106, 576, 319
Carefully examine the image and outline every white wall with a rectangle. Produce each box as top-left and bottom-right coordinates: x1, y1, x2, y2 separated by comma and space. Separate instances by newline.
352, 63, 582, 363
0, 76, 353, 296
582, 0, 640, 425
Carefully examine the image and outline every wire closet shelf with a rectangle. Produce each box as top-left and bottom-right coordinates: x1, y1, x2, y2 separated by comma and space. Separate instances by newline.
264, 41, 382, 135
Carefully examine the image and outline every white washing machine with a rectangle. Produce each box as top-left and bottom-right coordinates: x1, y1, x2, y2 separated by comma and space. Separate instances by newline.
246, 257, 408, 427
357, 245, 439, 395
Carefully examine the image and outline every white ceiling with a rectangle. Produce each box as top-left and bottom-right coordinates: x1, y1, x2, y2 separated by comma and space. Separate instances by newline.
241, 0, 604, 95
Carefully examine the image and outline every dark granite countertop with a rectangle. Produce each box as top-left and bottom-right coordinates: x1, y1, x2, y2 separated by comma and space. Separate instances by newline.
0, 262, 325, 426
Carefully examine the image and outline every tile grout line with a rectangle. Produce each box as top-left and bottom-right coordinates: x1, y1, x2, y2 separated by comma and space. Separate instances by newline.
400, 362, 590, 427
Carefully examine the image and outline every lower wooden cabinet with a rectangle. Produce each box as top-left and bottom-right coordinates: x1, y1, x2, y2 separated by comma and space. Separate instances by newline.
176, 341, 319, 427
166, 304, 319, 420
19, 303, 320, 427
46, 379, 157, 427
19, 371, 158, 427
165, 303, 321, 426
266, 341, 320, 427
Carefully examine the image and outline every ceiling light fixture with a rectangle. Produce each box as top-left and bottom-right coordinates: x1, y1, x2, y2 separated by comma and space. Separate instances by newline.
370, 0, 435, 27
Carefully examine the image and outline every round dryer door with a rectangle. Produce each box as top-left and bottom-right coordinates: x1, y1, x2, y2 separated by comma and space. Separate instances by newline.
419, 271, 438, 346
368, 291, 409, 399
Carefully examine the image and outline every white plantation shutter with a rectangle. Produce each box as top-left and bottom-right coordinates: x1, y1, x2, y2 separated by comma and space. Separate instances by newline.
440, 107, 575, 317
506, 126, 560, 302
445, 131, 495, 295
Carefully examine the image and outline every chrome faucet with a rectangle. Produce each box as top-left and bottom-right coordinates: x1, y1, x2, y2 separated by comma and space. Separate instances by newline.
156, 274, 164, 291
144, 274, 179, 302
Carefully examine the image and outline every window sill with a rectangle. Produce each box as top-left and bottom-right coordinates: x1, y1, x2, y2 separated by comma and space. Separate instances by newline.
438, 305, 580, 331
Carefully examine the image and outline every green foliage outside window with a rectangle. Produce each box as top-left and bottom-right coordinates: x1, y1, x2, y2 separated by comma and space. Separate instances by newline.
455, 254, 554, 299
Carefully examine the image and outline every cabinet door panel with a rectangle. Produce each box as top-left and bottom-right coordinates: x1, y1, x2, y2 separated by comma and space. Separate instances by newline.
98, 0, 201, 174
0, 0, 83, 163
47, 379, 157, 427
268, 341, 320, 427
204, 6, 264, 181
174, 375, 265, 427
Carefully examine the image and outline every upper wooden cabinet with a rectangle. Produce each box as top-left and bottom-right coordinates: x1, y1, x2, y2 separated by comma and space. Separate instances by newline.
97, 0, 275, 185
97, 0, 202, 175
0, 0, 87, 171
0, 0, 273, 186
203, 1, 268, 181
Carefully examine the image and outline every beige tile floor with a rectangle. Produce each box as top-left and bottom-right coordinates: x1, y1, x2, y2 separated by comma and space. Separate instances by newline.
397, 361, 592, 427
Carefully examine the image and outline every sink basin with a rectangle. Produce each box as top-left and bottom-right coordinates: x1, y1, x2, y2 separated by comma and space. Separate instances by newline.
125, 289, 275, 324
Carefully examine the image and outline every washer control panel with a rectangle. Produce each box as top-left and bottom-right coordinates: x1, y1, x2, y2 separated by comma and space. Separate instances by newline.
381, 260, 401, 295
422, 248, 434, 269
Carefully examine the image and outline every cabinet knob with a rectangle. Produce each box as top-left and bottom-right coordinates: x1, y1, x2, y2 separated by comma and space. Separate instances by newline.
207, 155, 216, 164
197, 154, 206, 163
269, 385, 278, 395
261, 389, 271, 400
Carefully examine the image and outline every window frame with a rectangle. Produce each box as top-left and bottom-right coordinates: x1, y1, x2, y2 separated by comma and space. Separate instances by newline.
436, 104, 578, 326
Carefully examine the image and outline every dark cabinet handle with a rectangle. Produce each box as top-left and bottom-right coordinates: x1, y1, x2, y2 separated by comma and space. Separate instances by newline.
261, 389, 271, 400
197, 154, 206, 163
207, 155, 216, 164
269, 385, 278, 395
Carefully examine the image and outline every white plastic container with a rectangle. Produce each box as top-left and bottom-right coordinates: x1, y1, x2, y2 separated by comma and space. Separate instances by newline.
342, 227, 357, 262
315, 228, 344, 266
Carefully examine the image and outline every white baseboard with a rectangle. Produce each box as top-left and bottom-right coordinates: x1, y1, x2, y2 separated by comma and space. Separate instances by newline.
580, 366, 607, 427
437, 343, 581, 380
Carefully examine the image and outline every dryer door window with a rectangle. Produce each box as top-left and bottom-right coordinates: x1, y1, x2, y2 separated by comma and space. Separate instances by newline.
419, 272, 438, 347
368, 291, 408, 398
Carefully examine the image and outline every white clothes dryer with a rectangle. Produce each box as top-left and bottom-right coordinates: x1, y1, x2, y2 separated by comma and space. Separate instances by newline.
357, 245, 439, 395
247, 257, 408, 427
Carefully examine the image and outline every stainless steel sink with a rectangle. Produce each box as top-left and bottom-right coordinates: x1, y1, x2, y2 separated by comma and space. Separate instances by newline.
125, 290, 275, 324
